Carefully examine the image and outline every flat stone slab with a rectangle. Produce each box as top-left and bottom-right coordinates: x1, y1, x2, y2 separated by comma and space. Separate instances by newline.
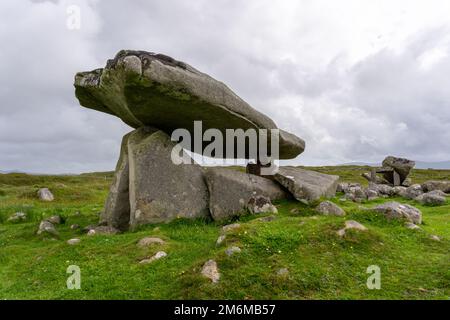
274, 167, 339, 202
74, 50, 305, 159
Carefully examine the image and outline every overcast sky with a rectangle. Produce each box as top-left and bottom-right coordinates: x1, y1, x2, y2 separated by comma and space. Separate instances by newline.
1, 0, 450, 173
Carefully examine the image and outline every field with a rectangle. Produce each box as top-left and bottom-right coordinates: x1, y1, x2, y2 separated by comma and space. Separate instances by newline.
0, 166, 449, 299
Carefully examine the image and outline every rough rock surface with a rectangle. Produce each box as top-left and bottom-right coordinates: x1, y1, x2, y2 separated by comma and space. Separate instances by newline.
422, 180, 450, 193
225, 246, 241, 256
101, 132, 133, 230
274, 167, 339, 202
7, 212, 27, 222
37, 220, 58, 236
222, 223, 241, 233
205, 167, 287, 220
47, 215, 62, 225
373, 202, 422, 224
316, 201, 345, 216
337, 220, 368, 236
392, 186, 407, 197
201, 260, 220, 283
344, 184, 367, 202
67, 238, 81, 245
414, 191, 446, 205
128, 128, 209, 228
139, 251, 167, 264
37, 188, 54, 201
369, 183, 394, 196
74, 50, 305, 159
404, 184, 424, 200
247, 195, 278, 214
381, 156, 415, 184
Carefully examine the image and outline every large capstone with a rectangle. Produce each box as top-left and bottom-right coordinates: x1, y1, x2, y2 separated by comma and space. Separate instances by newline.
274, 167, 339, 202
204, 167, 289, 221
128, 128, 209, 228
74, 50, 305, 160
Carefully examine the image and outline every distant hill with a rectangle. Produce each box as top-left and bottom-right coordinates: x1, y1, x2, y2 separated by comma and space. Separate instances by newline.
341, 161, 450, 170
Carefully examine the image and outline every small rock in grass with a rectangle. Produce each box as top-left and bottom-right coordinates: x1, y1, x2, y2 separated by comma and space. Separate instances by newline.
337, 220, 367, 237
430, 235, 441, 242
201, 260, 220, 283
316, 201, 345, 216
37, 220, 58, 236
225, 246, 241, 256
222, 223, 241, 233
137, 237, 165, 247
373, 202, 422, 225
216, 235, 226, 246
7, 212, 27, 222
139, 251, 167, 264
67, 238, 80, 245
70, 224, 80, 230
405, 222, 421, 230
404, 184, 423, 200
86, 226, 119, 236
37, 188, 54, 201
276, 268, 289, 276
47, 215, 62, 225
247, 195, 277, 214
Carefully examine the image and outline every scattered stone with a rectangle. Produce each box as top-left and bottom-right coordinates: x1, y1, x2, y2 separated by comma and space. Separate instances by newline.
274, 167, 339, 202
369, 183, 394, 196
404, 184, 424, 200
137, 237, 165, 247
74, 50, 305, 160
67, 238, 81, 245
225, 246, 241, 256
247, 195, 277, 214
365, 188, 379, 201
204, 167, 287, 221
392, 186, 407, 197
201, 260, 220, 283
216, 235, 226, 246
37, 220, 58, 236
276, 268, 289, 276
47, 215, 62, 225
430, 235, 441, 241
128, 128, 209, 228
315, 201, 345, 216
336, 183, 349, 193
373, 202, 422, 224
86, 226, 119, 236
222, 223, 241, 233
70, 224, 80, 230
139, 251, 167, 264
7, 212, 27, 223
405, 222, 421, 230
37, 188, 54, 202
402, 177, 412, 187
344, 184, 367, 202
422, 180, 450, 194
337, 220, 368, 237
415, 191, 446, 206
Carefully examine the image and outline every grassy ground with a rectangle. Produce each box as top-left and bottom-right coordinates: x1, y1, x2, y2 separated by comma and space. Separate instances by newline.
0, 167, 448, 299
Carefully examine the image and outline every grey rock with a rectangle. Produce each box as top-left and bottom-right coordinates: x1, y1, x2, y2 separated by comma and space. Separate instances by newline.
381, 156, 415, 184
128, 128, 209, 228
37, 220, 58, 236
201, 259, 220, 283
337, 220, 368, 236
405, 222, 421, 230
373, 202, 422, 224
216, 235, 226, 246
37, 188, 54, 201
402, 177, 412, 187
404, 184, 424, 199
392, 186, 407, 197
47, 215, 62, 225
316, 201, 345, 216
277, 268, 289, 276
365, 188, 379, 200
67, 238, 81, 245
86, 225, 120, 236
274, 167, 339, 202
430, 235, 441, 241
336, 183, 349, 193
139, 251, 167, 264
247, 195, 278, 215
361, 172, 389, 184
137, 237, 165, 247
7, 212, 27, 222
414, 192, 446, 205
344, 184, 367, 202
101, 132, 132, 231
422, 180, 450, 193
74, 50, 305, 160
369, 183, 394, 196
222, 223, 241, 233
225, 246, 241, 256
205, 167, 287, 221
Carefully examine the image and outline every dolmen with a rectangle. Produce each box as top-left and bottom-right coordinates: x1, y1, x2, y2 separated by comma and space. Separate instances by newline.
362, 156, 415, 187
74, 50, 339, 230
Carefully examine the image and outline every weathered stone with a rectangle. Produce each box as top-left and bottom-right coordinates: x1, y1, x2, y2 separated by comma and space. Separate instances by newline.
128, 128, 209, 228
316, 201, 345, 216
274, 167, 339, 202
101, 132, 132, 231
381, 156, 415, 184
7, 212, 27, 223
276, 268, 289, 276
361, 172, 388, 184
402, 177, 412, 187
139, 251, 167, 264
47, 215, 62, 225
422, 180, 450, 194
337, 220, 368, 236
216, 235, 226, 246
247, 195, 277, 215
201, 260, 220, 283
205, 167, 287, 220
37, 188, 54, 201
365, 188, 379, 201
373, 202, 422, 224
392, 186, 407, 197
369, 183, 394, 196
86, 225, 120, 236
344, 184, 367, 202
137, 237, 165, 247
414, 191, 446, 206
404, 184, 423, 199
67, 238, 81, 245
405, 222, 420, 230
37, 220, 58, 236
430, 235, 441, 241
225, 246, 241, 256
74, 50, 305, 160
222, 223, 241, 233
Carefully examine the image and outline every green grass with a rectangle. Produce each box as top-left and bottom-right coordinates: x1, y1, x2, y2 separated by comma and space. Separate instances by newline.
0, 167, 449, 299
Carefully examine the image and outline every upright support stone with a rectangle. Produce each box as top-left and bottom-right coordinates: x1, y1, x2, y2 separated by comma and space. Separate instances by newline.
393, 171, 401, 186
370, 168, 377, 182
